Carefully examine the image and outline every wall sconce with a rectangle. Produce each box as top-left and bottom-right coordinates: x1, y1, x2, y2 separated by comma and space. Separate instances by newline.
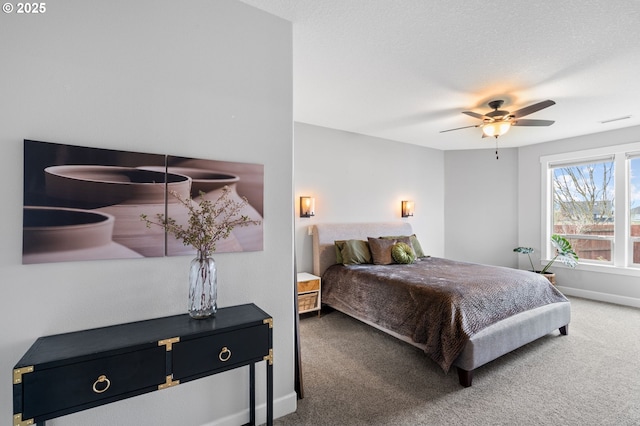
300, 196, 315, 218
401, 200, 414, 218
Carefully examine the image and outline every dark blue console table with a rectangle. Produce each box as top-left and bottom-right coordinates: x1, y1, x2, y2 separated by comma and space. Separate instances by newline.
13, 303, 273, 426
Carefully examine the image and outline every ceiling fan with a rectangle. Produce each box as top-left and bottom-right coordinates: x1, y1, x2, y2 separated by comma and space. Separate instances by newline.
440, 99, 556, 139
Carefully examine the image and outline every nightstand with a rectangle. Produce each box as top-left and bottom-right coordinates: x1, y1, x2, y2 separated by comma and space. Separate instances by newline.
297, 272, 321, 316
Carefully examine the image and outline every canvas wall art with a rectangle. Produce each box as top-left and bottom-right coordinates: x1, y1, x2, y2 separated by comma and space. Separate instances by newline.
23, 140, 264, 264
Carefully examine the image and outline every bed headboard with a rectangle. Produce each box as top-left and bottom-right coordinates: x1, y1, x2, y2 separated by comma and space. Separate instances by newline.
312, 222, 413, 276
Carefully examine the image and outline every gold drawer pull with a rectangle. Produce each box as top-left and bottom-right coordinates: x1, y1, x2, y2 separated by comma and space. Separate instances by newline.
219, 346, 232, 362
92, 375, 111, 394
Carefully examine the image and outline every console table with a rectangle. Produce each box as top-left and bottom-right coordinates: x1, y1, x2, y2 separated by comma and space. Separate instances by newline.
13, 303, 273, 426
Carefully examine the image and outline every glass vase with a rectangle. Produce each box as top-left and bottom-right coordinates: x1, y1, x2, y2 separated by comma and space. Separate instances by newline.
188, 251, 217, 319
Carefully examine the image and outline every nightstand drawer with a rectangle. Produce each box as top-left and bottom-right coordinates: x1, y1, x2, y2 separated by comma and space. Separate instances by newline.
172, 325, 269, 380
297, 279, 320, 292
21, 346, 166, 420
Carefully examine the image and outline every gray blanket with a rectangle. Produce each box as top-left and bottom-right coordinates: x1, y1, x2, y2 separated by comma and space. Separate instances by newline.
321, 257, 569, 372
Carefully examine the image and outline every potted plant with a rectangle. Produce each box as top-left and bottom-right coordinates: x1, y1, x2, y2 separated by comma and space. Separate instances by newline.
513, 234, 578, 284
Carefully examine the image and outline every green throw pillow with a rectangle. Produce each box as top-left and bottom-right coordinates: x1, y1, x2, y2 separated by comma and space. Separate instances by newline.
334, 240, 345, 264
409, 235, 425, 258
391, 242, 415, 264
335, 240, 372, 265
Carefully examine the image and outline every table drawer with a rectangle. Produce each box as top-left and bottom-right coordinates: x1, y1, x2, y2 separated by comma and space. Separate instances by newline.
297, 279, 320, 292
172, 325, 269, 379
21, 346, 166, 420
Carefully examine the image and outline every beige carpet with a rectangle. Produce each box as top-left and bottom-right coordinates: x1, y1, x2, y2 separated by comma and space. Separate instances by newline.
276, 297, 640, 425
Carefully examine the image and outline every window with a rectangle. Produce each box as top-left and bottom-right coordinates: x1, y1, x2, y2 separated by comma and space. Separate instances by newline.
629, 156, 640, 264
541, 142, 640, 273
551, 157, 615, 263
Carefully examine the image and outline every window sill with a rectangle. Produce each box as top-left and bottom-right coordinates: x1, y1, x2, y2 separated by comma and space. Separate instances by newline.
542, 261, 640, 277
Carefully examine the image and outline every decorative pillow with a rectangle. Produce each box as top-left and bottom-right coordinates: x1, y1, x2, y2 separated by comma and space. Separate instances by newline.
334, 240, 345, 264
392, 242, 416, 264
368, 236, 413, 264
335, 240, 372, 265
382, 234, 425, 258
409, 235, 425, 258
367, 237, 396, 265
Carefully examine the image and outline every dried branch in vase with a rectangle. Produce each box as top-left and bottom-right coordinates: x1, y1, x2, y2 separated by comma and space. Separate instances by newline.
140, 185, 261, 257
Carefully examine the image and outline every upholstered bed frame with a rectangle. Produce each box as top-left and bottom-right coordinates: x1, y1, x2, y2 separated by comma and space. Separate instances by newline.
312, 222, 571, 387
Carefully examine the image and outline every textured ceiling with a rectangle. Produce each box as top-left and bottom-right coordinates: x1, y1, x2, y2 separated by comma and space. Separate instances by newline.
238, 0, 640, 150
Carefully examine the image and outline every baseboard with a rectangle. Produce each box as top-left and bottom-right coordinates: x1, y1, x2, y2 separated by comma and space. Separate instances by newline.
203, 391, 297, 426
557, 286, 640, 308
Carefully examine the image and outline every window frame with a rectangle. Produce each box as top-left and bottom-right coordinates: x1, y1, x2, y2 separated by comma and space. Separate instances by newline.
626, 154, 640, 267
541, 141, 640, 276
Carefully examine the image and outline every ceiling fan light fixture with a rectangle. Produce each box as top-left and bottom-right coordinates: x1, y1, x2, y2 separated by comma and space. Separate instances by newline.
482, 121, 511, 138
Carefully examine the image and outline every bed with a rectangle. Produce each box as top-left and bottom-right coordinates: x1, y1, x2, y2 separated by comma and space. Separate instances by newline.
312, 222, 570, 387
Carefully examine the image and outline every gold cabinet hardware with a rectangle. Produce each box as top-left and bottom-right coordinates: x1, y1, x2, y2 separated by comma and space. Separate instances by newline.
218, 346, 232, 362
158, 375, 180, 390
13, 366, 34, 384
13, 413, 34, 426
92, 375, 111, 394
263, 348, 273, 365
263, 318, 273, 329
158, 336, 180, 351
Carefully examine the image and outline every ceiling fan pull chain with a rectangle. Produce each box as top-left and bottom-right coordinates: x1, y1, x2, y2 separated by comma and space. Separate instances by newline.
495, 139, 499, 160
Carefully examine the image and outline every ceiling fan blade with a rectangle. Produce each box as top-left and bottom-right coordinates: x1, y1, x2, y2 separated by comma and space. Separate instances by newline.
512, 119, 555, 127
439, 124, 480, 133
510, 100, 556, 118
462, 111, 488, 120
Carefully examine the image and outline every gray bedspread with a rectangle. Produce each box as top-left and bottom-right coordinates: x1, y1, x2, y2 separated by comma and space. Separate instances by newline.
321, 257, 569, 372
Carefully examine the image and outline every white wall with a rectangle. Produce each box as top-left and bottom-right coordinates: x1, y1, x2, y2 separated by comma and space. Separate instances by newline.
0, 1, 295, 425
444, 148, 519, 266
294, 123, 445, 273
518, 125, 640, 306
